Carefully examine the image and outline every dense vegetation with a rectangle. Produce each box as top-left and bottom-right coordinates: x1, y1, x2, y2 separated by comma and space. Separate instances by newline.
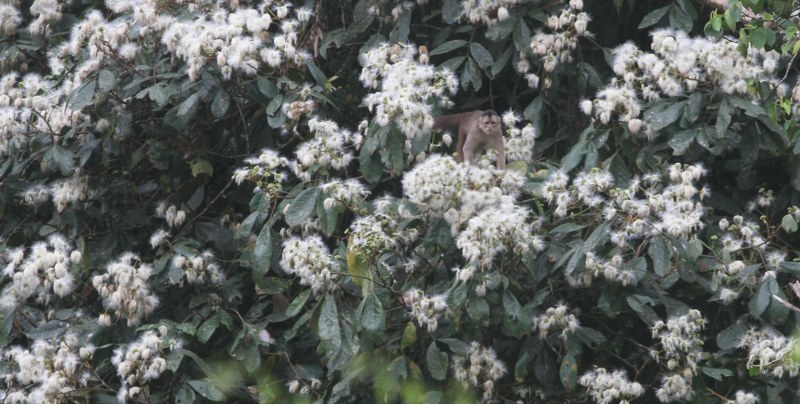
1, 0, 800, 402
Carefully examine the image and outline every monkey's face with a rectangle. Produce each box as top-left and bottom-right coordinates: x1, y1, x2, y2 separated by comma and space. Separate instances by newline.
479, 115, 500, 134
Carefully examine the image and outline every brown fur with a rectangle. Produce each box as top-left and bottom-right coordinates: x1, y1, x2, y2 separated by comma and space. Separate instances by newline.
433, 110, 505, 170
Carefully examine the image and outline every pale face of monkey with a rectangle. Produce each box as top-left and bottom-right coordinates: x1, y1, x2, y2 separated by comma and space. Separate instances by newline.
478, 114, 500, 134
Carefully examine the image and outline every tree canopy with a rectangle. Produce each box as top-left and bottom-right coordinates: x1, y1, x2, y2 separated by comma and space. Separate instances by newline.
1, 0, 800, 402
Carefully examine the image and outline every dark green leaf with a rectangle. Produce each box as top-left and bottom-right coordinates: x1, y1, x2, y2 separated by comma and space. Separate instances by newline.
360, 293, 385, 342
469, 42, 493, 69
430, 40, 468, 56
211, 88, 230, 118
639, 5, 671, 29
253, 226, 272, 276
98, 70, 116, 92
648, 236, 672, 276
426, 342, 448, 381
187, 379, 225, 401
560, 354, 578, 390
318, 294, 342, 356
285, 187, 319, 227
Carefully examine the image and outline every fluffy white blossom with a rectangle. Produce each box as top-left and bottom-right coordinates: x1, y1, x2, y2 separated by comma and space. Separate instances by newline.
579, 368, 644, 404
361, 43, 458, 142
92, 253, 159, 326
2, 333, 95, 402
402, 288, 448, 332
461, 0, 519, 25
112, 328, 171, 401
532, 303, 580, 339
281, 236, 340, 294
651, 310, 706, 402
588, 30, 782, 131
451, 342, 507, 400
171, 250, 225, 285
740, 328, 799, 378
0, 234, 80, 308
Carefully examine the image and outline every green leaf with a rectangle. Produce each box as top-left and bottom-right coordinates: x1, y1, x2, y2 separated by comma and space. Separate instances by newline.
149, 85, 169, 107
560, 139, 586, 173
426, 342, 449, 381
700, 366, 733, 381
627, 295, 659, 325
318, 294, 342, 357
429, 40, 468, 56
197, 314, 220, 343
576, 326, 606, 348
257, 77, 277, 98
211, 88, 230, 118
648, 236, 672, 276
48, 145, 75, 176
305, 60, 327, 88
442, 0, 460, 24
549, 223, 588, 234
98, 70, 116, 92
646, 101, 685, 131
715, 98, 733, 138
360, 293, 386, 342
639, 5, 671, 29
266, 93, 283, 115
178, 91, 202, 118
751, 27, 768, 49
560, 354, 578, 390
716, 321, 746, 350
187, 379, 225, 401
70, 79, 96, 109
285, 187, 319, 227
190, 159, 214, 177
401, 322, 417, 350
749, 278, 771, 318
469, 42, 493, 69
175, 382, 196, 404
252, 226, 272, 276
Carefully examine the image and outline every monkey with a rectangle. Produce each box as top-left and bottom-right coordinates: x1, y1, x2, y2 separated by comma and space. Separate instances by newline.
433, 110, 505, 170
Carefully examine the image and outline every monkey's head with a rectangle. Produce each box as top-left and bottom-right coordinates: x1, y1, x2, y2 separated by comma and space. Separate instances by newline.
479, 110, 501, 134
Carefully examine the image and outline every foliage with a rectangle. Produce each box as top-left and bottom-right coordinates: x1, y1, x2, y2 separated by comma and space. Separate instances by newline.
2, 0, 800, 403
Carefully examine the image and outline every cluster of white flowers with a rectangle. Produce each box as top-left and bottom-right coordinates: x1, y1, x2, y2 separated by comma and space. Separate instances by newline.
532, 303, 579, 339
92, 253, 159, 327
451, 342, 507, 400
584, 29, 782, 132
727, 391, 759, 404
348, 215, 396, 259
578, 252, 638, 287
362, 0, 430, 20
280, 236, 340, 294
520, 0, 590, 89
286, 377, 322, 396
155, 203, 187, 228
544, 163, 707, 260
0, 233, 81, 308
171, 250, 225, 286
321, 179, 369, 210
501, 110, 539, 163
740, 327, 799, 378
455, 201, 543, 291
360, 43, 458, 142
0, 5, 22, 35
2, 332, 95, 403
578, 367, 644, 404
21, 173, 91, 214
651, 309, 706, 402
49, 174, 91, 213
292, 117, 362, 182
403, 155, 524, 230
112, 327, 171, 402
233, 148, 291, 188
402, 288, 448, 332
28, 0, 62, 35
460, 0, 517, 25
403, 155, 540, 293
